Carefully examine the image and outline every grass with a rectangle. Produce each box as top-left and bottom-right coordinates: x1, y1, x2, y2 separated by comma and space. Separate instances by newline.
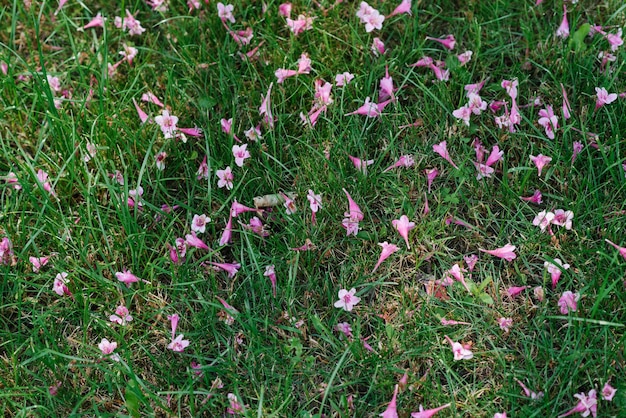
0, 0, 625, 416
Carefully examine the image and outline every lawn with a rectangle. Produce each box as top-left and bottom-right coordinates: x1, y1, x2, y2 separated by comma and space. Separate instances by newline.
0, 0, 625, 416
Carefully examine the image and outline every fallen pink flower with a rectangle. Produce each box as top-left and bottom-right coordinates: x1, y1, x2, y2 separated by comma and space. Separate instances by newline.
231, 200, 257, 217
388, 0, 412, 18
207, 261, 241, 278
464, 254, 478, 271
82, 12, 105, 30
278, 2, 291, 18
372, 242, 399, 273
383, 155, 414, 172
515, 379, 544, 400
498, 317, 513, 333
558, 291, 579, 314
446, 263, 470, 292
29, 256, 50, 273
219, 215, 234, 246
555, 5, 569, 38
479, 244, 516, 261
560, 83, 572, 120
410, 403, 451, 418
53, 272, 72, 297
558, 390, 597, 418
334, 288, 360, 312
185, 232, 210, 250
521, 190, 543, 204
601, 382, 617, 401
167, 334, 190, 352
425, 168, 438, 192
529, 154, 552, 177
291, 239, 315, 251
259, 82, 274, 128
379, 385, 399, 418
595, 87, 618, 110
349, 155, 374, 173
346, 96, 380, 117
335, 72, 355, 87
379, 66, 395, 102
98, 338, 119, 361
197, 156, 209, 180
507, 286, 528, 297
264, 265, 277, 297
444, 335, 473, 360
392, 215, 415, 249
545, 258, 570, 288
110, 305, 133, 325
426, 34, 456, 50
457, 50, 473, 65
115, 269, 141, 287
433, 141, 458, 169
372, 37, 386, 56
605, 239, 626, 260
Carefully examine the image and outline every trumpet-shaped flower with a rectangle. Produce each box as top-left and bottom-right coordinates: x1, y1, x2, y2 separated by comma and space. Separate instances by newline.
334, 288, 360, 312
601, 382, 616, 401
426, 34, 456, 50
411, 403, 451, 418
444, 335, 473, 360
529, 154, 552, 176
379, 385, 398, 418
115, 269, 141, 287
392, 215, 415, 249
207, 261, 241, 278
556, 5, 569, 38
558, 389, 597, 418
53, 272, 71, 296
335, 72, 355, 87
595, 87, 617, 110
545, 258, 570, 288
372, 242, 399, 273
538, 106, 558, 139
185, 232, 210, 250
217, 166, 234, 190
168, 334, 190, 352
346, 96, 379, 117
433, 141, 458, 169
110, 305, 133, 325
191, 214, 211, 234
154, 110, 178, 139
558, 291, 579, 314
264, 265, 277, 297
605, 239, 626, 260
98, 338, 119, 360
383, 155, 414, 172
479, 244, 516, 261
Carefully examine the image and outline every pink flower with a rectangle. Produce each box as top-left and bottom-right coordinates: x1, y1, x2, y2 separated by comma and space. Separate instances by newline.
110, 305, 133, 325
141, 91, 164, 107
29, 256, 50, 272
529, 154, 552, 176
119, 44, 138, 66
561, 83, 572, 120
281, 192, 297, 215
194, 156, 209, 181
464, 254, 478, 271
361, 8, 385, 33
479, 244, 517, 261
572, 141, 583, 163
372, 37, 386, 56
232, 144, 250, 167
244, 125, 262, 141
534, 286, 545, 302
115, 269, 141, 287
444, 335, 473, 360
335, 72, 355, 87
216, 166, 234, 190
36, 169, 55, 196
346, 96, 380, 117
132, 99, 150, 124
556, 5, 569, 38
507, 286, 528, 297
538, 106, 558, 139
335, 322, 353, 339
167, 334, 190, 352
191, 214, 211, 233
558, 390, 597, 418
227, 27, 253, 46
372, 242, 400, 273
545, 258, 570, 288
425, 168, 438, 192
388, 0, 412, 18
501, 79, 518, 100
217, 2, 235, 23
392, 215, 415, 249
342, 189, 364, 236
446, 263, 470, 292
498, 317, 513, 333
605, 29, 623, 52
275, 68, 297, 84
521, 190, 543, 205
533, 210, 555, 232
227, 393, 246, 415
53, 272, 71, 296
278, 3, 292, 18
452, 105, 472, 126
433, 141, 458, 169
207, 261, 241, 278
595, 87, 617, 110
410, 403, 451, 418
457, 50, 473, 65
82, 12, 106, 30
264, 265, 277, 297
515, 378, 544, 400
291, 239, 316, 251
552, 209, 574, 230
307, 189, 322, 224
286, 14, 315, 35
98, 338, 119, 359
334, 288, 361, 312
383, 155, 414, 173
230, 200, 257, 217
558, 291, 579, 314
379, 385, 398, 418
259, 83, 274, 128
155, 151, 167, 171
154, 110, 178, 139
426, 34, 456, 50
605, 239, 626, 260
348, 155, 374, 174
601, 382, 616, 401
5, 172, 21, 190
185, 232, 210, 250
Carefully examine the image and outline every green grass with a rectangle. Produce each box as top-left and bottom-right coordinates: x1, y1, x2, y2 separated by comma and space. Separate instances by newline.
1, 0, 625, 416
